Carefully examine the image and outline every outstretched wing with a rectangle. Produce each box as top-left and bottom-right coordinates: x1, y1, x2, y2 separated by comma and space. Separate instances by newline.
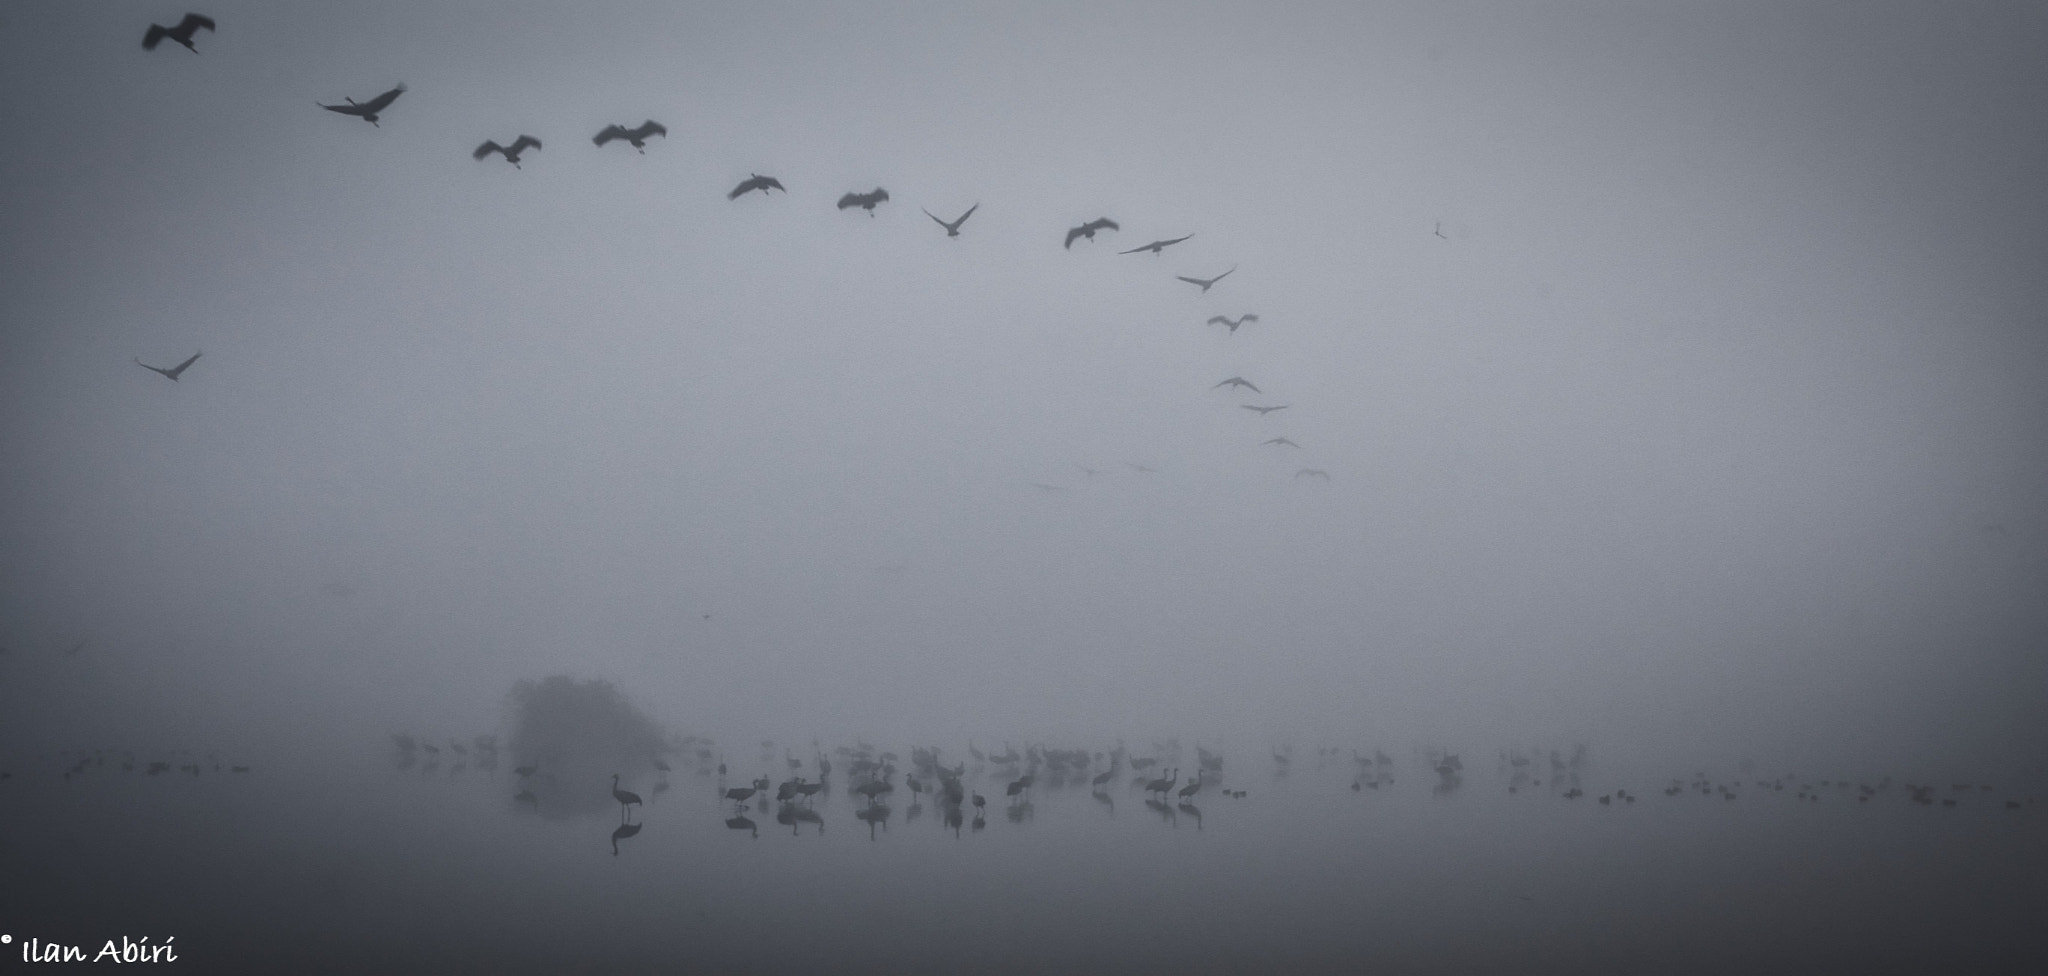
143, 24, 169, 49
1211, 265, 1236, 283
1207, 316, 1230, 326
1177, 276, 1207, 287
923, 207, 947, 228
473, 141, 503, 160
169, 351, 202, 377
1090, 218, 1119, 234
321, 101, 362, 116
635, 120, 667, 139
1064, 225, 1084, 249
180, 14, 217, 33
359, 84, 405, 113
730, 178, 758, 200
508, 135, 541, 154
837, 192, 863, 210
955, 203, 978, 226
593, 125, 625, 146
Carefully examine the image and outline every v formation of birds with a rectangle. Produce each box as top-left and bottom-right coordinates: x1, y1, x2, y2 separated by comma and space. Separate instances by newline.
135, 13, 1332, 486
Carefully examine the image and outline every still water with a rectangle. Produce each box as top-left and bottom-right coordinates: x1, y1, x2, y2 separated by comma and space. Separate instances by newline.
3, 750, 2043, 974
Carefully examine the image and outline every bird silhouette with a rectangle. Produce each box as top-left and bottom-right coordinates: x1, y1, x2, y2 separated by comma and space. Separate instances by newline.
473, 136, 541, 168
610, 774, 642, 820
725, 814, 759, 839
1207, 314, 1258, 333
923, 204, 978, 237
1213, 376, 1259, 393
610, 819, 642, 856
1177, 266, 1236, 293
837, 188, 890, 214
319, 85, 405, 126
593, 120, 666, 152
1241, 404, 1289, 415
136, 353, 201, 382
1120, 233, 1193, 255
1295, 468, 1331, 480
728, 173, 785, 199
143, 13, 215, 52
1262, 437, 1300, 448
1178, 770, 1204, 803
1125, 462, 1157, 473
1064, 217, 1119, 249
1435, 222, 1449, 239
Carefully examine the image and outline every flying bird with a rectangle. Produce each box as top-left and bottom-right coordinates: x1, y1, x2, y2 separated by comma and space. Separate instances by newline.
1207, 314, 1258, 333
728, 173, 785, 199
837, 188, 890, 214
320, 85, 405, 126
143, 13, 215, 52
922, 203, 978, 237
1063, 217, 1119, 249
593, 120, 666, 152
1295, 468, 1331, 480
136, 352, 202, 382
1262, 437, 1301, 448
1435, 222, 1449, 239
1241, 404, 1289, 415
472, 136, 541, 168
1213, 376, 1259, 393
1120, 233, 1192, 255
1177, 265, 1236, 293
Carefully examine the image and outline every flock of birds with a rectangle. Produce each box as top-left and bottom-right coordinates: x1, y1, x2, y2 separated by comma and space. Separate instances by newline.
129, 12, 1341, 488
378, 733, 2040, 857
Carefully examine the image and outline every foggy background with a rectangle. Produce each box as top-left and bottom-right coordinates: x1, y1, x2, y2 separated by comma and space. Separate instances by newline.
3, 0, 2046, 783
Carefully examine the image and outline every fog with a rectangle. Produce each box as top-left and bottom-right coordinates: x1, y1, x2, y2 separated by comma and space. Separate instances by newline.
2, 1, 2045, 971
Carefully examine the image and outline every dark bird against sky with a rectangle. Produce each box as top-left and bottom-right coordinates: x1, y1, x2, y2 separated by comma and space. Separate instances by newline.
1120, 234, 1193, 255
319, 84, 405, 126
593, 120, 666, 152
923, 204, 978, 237
1242, 404, 1289, 415
142, 14, 215, 53
1177, 266, 1236, 293
728, 174, 785, 199
1207, 314, 1258, 333
136, 352, 202, 382
473, 136, 541, 168
1063, 217, 1119, 249
1213, 376, 1259, 393
837, 188, 890, 214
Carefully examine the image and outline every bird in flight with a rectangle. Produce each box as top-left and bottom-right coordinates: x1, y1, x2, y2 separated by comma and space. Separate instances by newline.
143, 13, 215, 52
1076, 464, 1102, 477
728, 174, 785, 199
1295, 468, 1332, 480
1242, 404, 1289, 415
1214, 376, 1259, 393
1064, 217, 1119, 249
1177, 266, 1236, 293
923, 204, 978, 237
136, 352, 202, 382
320, 85, 405, 126
1207, 314, 1258, 333
473, 136, 541, 168
1120, 234, 1192, 255
838, 188, 890, 214
1435, 222, 1449, 239
1262, 437, 1301, 448
593, 120, 666, 152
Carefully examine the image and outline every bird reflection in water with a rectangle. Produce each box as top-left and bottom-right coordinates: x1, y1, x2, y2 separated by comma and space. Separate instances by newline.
725, 814, 758, 839
610, 819, 642, 856
856, 803, 891, 840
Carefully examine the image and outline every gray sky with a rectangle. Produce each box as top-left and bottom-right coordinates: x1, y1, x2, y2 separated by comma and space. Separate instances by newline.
3, 0, 2044, 774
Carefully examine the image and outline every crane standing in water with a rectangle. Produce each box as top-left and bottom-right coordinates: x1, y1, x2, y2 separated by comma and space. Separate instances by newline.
610, 774, 642, 821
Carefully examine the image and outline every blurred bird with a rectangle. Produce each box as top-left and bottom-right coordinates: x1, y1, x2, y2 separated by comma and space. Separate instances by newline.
1241, 404, 1289, 415
593, 120, 666, 152
1213, 376, 1259, 393
837, 188, 890, 214
320, 85, 405, 126
473, 136, 541, 168
136, 352, 201, 382
923, 203, 978, 237
1177, 266, 1236, 293
1064, 217, 1119, 249
1207, 314, 1258, 333
728, 173, 785, 199
1120, 233, 1192, 255
143, 13, 215, 52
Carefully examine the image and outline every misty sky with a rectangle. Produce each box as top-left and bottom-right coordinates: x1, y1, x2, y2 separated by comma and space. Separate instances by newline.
2, 1, 2044, 774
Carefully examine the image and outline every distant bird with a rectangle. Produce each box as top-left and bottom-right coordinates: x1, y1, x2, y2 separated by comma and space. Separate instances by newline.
1177, 266, 1236, 293
610, 774, 642, 818
473, 136, 541, 168
319, 85, 405, 126
1214, 376, 1259, 393
593, 120, 666, 152
1241, 404, 1289, 415
1120, 234, 1192, 255
1064, 217, 1119, 249
1295, 468, 1331, 480
1207, 314, 1258, 333
143, 13, 215, 52
923, 203, 978, 237
136, 352, 201, 382
1434, 222, 1449, 239
728, 173, 785, 199
1125, 462, 1156, 473
1178, 770, 1204, 803
1076, 464, 1101, 477
837, 188, 890, 214
1262, 437, 1300, 448
723, 785, 758, 805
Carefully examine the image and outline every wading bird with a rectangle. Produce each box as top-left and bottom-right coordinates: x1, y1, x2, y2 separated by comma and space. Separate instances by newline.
320, 84, 405, 126
610, 774, 642, 819
1241, 404, 1289, 415
143, 13, 215, 52
837, 188, 890, 214
1207, 314, 1258, 333
136, 352, 201, 382
473, 136, 541, 168
1121, 233, 1192, 255
593, 120, 666, 152
1064, 217, 1119, 249
728, 173, 784, 199
1177, 266, 1236, 293
923, 203, 978, 237
1213, 376, 1259, 393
